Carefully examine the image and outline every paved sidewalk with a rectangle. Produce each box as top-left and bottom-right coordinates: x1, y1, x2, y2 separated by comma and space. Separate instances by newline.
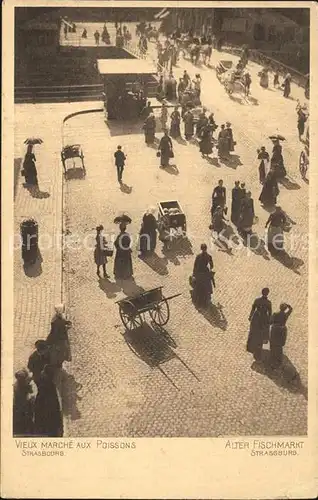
13, 101, 103, 429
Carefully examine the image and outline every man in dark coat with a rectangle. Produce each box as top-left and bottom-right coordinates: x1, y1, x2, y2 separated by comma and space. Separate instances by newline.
231, 181, 241, 226
114, 145, 126, 183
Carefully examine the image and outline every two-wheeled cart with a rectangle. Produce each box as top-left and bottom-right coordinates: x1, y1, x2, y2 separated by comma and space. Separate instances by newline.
117, 286, 181, 331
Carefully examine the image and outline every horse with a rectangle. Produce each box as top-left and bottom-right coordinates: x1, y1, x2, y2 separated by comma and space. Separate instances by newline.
201, 44, 212, 65
189, 43, 201, 65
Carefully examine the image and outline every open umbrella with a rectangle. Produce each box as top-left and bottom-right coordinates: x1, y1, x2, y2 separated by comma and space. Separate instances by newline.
268, 134, 286, 141
24, 137, 43, 145
113, 213, 132, 224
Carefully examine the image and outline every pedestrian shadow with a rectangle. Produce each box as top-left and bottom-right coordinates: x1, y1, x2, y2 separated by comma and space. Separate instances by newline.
241, 232, 270, 260
221, 154, 243, 169
247, 96, 259, 106
251, 351, 308, 400
139, 251, 169, 276
106, 120, 144, 137
270, 250, 304, 275
205, 156, 221, 167
57, 368, 82, 420
117, 277, 146, 297
120, 182, 132, 194
229, 94, 246, 105
14, 158, 22, 200
162, 237, 193, 264
279, 177, 301, 190
23, 184, 50, 199
196, 301, 228, 331
123, 322, 176, 368
161, 164, 179, 175
175, 136, 188, 145
98, 277, 121, 298
65, 167, 86, 180
23, 249, 43, 277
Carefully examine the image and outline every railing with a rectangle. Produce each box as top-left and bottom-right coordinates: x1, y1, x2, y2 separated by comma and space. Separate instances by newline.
221, 44, 307, 88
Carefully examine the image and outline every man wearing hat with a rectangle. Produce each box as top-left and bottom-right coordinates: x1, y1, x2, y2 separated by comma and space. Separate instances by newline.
114, 145, 126, 184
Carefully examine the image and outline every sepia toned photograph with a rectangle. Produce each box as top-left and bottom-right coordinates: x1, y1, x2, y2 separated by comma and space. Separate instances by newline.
12, 3, 310, 442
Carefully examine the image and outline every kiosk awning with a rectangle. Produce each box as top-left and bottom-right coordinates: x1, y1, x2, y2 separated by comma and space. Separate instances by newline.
97, 59, 157, 75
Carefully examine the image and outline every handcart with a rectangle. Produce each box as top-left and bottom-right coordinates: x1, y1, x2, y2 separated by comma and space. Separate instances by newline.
117, 286, 181, 330
157, 200, 187, 248
61, 144, 86, 177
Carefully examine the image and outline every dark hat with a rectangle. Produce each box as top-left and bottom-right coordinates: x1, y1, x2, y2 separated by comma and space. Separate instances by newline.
96, 225, 104, 232
262, 287, 270, 296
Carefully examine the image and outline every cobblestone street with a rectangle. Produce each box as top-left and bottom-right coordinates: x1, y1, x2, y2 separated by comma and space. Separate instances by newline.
14, 38, 308, 437
62, 47, 308, 436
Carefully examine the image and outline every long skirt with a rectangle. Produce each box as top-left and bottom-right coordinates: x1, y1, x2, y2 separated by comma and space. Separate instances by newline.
259, 183, 277, 206
34, 385, 63, 437
199, 137, 213, 155
267, 225, 284, 251
260, 74, 269, 88
231, 200, 241, 225
270, 325, 287, 365
218, 138, 229, 157
259, 160, 266, 184
283, 81, 291, 98
298, 120, 305, 137
139, 229, 157, 253
114, 250, 133, 279
145, 129, 155, 144
24, 163, 38, 186
160, 150, 170, 167
271, 161, 286, 179
184, 121, 194, 139
192, 273, 212, 308
48, 340, 71, 366
170, 122, 180, 138
246, 312, 270, 359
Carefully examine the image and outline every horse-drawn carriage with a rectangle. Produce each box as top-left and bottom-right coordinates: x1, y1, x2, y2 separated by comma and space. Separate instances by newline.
216, 60, 246, 96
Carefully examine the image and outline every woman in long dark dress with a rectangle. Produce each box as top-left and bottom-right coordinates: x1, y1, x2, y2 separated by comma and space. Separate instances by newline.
46, 304, 72, 368
114, 222, 133, 280
225, 122, 235, 152
247, 288, 272, 361
231, 181, 242, 226
183, 109, 194, 140
94, 225, 108, 277
191, 243, 214, 308
217, 124, 229, 159
158, 131, 173, 167
270, 140, 286, 178
238, 191, 255, 236
270, 303, 293, 367
139, 208, 157, 254
170, 107, 181, 138
199, 125, 213, 157
283, 73, 291, 98
34, 365, 63, 437
257, 146, 270, 184
23, 146, 38, 186
259, 169, 279, 207
265, 206, 287, 253
13, 369, 37, 436
143, 112, 156, 145
211, 180, 226, 216
296, 104, 307, 140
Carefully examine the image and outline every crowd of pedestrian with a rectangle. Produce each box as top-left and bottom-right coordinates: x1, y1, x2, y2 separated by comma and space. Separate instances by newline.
13, 305, 71, 437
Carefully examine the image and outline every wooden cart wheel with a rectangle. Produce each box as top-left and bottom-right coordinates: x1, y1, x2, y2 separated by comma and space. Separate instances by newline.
149, 298, 170, 326
119, 301, 143, 330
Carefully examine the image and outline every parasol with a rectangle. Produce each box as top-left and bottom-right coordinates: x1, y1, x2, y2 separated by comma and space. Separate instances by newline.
24, 137, 43, 145
113, 213, 132, 224
268, 134, 286, 141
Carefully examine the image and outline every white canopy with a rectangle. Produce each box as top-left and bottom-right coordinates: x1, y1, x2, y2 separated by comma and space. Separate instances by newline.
97, 59, 157, 75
